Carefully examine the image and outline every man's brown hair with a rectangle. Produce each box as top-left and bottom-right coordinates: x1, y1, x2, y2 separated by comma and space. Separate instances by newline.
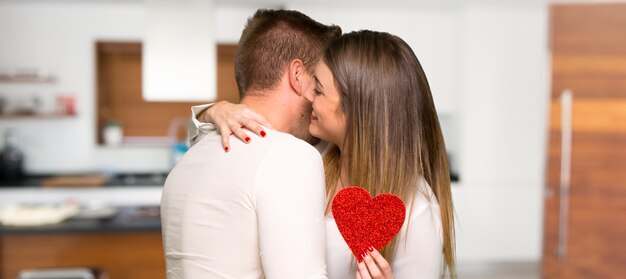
235, 9, 341, 98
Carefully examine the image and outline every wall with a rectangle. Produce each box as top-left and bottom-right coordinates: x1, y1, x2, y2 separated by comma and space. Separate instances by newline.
0, 2, 463, 171
288, 3, 463, 171
454, 5, 549, 262
289, 4, 460, 113
0, 1, 255, 173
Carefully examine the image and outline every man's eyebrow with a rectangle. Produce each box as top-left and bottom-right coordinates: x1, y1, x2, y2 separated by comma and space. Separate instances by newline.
313, 75, 324, 89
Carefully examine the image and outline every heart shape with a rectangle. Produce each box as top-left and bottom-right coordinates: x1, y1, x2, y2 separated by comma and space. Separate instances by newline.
332, 186, 406, 261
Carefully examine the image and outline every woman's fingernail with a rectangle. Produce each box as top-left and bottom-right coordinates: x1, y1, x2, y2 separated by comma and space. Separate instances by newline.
224, 146, 229, 152
260, 131, 266, 137
368, 246, 374, 252
357, 257, 363, 263
245, 137, 251, 143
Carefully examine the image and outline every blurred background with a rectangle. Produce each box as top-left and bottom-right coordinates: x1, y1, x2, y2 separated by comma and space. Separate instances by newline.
0, 0, 624, 278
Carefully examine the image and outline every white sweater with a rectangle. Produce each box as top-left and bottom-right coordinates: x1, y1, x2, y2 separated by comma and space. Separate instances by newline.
162, 127, 327, 279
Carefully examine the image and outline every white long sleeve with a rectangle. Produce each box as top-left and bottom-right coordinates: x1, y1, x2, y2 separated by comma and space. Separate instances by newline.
325, 177, 443, 279
188, 103, 330, 153
189, 103, 215, 146
391, 178, 444, 278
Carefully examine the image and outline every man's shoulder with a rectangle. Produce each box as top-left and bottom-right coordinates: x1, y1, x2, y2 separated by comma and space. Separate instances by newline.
261, 130, 320, 159
177, 128, 320, 173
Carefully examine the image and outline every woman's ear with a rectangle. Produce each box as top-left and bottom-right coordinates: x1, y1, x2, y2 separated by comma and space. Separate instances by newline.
288, 59, 305, 96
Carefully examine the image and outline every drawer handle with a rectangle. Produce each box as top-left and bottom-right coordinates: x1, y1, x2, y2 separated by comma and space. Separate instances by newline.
557, 89, 573, 261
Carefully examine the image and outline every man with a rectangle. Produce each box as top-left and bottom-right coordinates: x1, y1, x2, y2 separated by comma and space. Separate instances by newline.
161, 9, 341, 279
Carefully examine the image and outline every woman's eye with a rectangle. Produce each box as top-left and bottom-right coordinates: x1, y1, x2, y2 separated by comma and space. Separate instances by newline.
313, 88, 323, 96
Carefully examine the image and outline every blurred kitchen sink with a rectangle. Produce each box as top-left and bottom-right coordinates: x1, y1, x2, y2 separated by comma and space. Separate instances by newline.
105, 173, 167, 186
0, 172, 168, 187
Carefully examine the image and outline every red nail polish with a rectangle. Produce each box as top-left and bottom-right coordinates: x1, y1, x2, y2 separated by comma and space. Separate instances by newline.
368, 246, 374, 252
260, 131, 266, 137
357, 257, 363, 263
245, 137, 251, 143
224, 146, 229, 152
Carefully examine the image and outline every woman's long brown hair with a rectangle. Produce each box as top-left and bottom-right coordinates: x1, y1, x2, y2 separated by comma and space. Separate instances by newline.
322, 30, 456, 277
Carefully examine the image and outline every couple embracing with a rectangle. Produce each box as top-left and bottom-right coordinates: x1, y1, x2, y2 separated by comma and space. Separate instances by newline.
161, 9, 455, 279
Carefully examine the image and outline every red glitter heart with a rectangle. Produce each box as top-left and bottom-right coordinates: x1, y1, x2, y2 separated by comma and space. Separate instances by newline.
332, 186, 406, 261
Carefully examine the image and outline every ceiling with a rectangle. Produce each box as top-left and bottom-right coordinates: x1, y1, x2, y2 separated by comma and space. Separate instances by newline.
215, 0, 626, 8
4, 0, 625, 9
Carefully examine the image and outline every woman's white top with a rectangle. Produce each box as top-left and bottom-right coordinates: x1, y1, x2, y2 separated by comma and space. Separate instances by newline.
325, 177, 444, 279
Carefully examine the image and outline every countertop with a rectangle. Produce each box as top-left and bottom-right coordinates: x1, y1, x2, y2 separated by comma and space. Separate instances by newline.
0, 173, 168, 188
0, 206, 161, 234
0, 174, 164, 232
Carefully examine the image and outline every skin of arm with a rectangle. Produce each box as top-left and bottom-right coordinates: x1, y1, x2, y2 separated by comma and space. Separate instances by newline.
190, 101, 271, 150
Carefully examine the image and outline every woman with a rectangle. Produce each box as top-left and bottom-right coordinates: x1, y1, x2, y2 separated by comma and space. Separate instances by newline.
201, 30, 455, 278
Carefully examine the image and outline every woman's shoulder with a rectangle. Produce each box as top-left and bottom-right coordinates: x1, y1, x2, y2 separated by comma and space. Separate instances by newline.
253, 128, 321, 159
391, 177, 444, 278
406, 177, 442, 231
412, 176, 438, 206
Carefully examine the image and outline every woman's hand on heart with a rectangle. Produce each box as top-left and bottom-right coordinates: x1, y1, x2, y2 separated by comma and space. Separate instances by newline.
355, 247, 394, 279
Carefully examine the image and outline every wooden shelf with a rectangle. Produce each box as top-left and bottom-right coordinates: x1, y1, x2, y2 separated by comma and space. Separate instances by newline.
0, 76, 55, 83
0, 113, 75, 119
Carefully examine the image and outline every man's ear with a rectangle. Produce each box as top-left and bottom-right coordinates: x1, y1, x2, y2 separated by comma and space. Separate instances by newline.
288, 59, 305, 96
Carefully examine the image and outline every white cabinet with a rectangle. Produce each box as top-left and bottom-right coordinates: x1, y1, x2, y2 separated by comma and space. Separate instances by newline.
456, 6, 548, 262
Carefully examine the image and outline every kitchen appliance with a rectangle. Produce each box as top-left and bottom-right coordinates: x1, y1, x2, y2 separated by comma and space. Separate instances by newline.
0, 128, 24, 182
17, 267, 108, 279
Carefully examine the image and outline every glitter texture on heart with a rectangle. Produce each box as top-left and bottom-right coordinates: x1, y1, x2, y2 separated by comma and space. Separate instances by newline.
331, 186, 406, 261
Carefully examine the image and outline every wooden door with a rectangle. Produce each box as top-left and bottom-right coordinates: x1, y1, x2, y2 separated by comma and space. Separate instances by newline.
543, 4, 626, 278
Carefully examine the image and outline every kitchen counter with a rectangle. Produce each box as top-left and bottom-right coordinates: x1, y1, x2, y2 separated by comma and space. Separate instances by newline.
0, 206, 161, 234
0, 175, 165, 278
0, 172, 164, 234
1, 206, 165, 279
0, 186, 162, 209
0, 172, 168, 188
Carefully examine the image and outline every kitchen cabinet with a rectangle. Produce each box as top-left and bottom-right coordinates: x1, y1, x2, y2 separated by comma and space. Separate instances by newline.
0, 206, 165, 279
1, 232, 165, 279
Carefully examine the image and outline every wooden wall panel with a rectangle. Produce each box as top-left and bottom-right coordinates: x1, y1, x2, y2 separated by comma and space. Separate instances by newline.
550, 4, 626, 55
552, 54, 626, 76
544, 3, 626, 278
543, 195, 626, 279
217, 44, 240, 103
549, 100, 626, 133
96, 42, 239, 144
552, 76, 626, 98
546, 133, 626, 195
1, 232, 165, 279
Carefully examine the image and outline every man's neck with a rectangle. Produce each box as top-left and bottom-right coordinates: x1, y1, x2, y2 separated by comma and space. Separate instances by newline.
240, 93, 291, 133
